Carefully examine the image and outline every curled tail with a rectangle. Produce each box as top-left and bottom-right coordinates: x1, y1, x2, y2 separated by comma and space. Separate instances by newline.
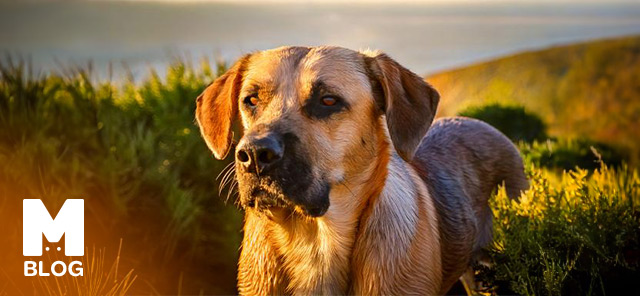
473, 124, 529, 260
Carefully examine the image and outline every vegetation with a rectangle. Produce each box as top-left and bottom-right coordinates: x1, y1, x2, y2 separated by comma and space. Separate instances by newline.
519, 138, 625, 172
458, 103, 639, 295
0, 58, 240, 294
458, 104, 626, 171
35, 240, 137, 296
459, 103, 547, 143
428, 35, 640, 164
482, 164, 640, 296
1, 35, 638, 295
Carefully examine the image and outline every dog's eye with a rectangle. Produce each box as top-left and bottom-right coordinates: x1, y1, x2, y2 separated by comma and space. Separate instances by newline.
321, 96, 338, 106
304, 94, 347, 119
244, 95, 259, 107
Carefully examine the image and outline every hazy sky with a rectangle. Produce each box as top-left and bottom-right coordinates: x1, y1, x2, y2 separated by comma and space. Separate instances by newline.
61, 0, 640, 4
3, 0, 634, 3
2, 0, 638, 77
98, 0, 636, 3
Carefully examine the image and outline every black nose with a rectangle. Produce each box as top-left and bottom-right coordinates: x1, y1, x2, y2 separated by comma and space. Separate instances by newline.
236, 134, 284, 173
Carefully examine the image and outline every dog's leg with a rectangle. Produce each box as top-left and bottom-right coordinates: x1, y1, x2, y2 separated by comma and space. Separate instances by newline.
460, 267, 478, 296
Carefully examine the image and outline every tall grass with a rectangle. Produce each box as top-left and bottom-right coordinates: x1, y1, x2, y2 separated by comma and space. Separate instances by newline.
0, 57, 240, 294
483, 164, 640, 295
34, 239, 136, 296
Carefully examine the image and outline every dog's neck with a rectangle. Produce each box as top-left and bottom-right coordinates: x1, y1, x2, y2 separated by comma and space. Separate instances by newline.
248, 128, 431, 294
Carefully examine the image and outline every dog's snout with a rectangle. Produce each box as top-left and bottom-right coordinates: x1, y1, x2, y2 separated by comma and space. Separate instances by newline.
236, 134, 284, 173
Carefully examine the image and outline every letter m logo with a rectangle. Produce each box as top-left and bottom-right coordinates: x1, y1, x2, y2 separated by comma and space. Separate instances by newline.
23, 199, 84, 256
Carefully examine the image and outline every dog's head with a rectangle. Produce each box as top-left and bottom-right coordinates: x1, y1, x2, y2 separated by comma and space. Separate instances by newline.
196, 46, 439, 219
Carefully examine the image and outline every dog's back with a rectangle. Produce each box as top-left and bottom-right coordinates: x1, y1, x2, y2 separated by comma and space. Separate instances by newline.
411, 117, 529, 292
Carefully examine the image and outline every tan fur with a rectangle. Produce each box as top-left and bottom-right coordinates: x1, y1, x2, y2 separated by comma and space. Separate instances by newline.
195, 46, 528, 295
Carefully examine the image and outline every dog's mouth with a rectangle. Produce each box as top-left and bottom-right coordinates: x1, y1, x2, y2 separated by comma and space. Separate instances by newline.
238, 175, 330, 219
245, 188, 296, 220
246, 187, 291, 210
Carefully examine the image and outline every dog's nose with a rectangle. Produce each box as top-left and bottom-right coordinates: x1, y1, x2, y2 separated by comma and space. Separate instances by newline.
236, 134, 283, 173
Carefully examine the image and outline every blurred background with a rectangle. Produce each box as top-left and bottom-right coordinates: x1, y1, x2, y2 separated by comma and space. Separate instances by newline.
2, 0, 640, 77
1, 0, 639, 295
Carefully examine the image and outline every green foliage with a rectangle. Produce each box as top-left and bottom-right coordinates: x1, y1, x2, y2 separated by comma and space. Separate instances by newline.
519, 138, 626, 171
429, 35, 640, 164
458, 102, 627, 171
483, 165, 640, 295
0, 58, 240, 294
458, 103, 547, 143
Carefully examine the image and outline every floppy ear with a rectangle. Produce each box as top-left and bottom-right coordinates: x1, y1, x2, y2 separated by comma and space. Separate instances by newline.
196, 54, 251, 159
364, 52, 440, 161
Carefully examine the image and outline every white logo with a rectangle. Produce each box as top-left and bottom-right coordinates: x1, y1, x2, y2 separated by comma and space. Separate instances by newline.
23, 199, 84, 277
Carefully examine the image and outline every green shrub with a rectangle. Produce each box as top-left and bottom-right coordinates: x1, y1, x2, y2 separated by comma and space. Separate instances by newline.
481, 164, 640, 295
458, 103, 547, 143
519, 138, 626, 171
0, 58, 240, 294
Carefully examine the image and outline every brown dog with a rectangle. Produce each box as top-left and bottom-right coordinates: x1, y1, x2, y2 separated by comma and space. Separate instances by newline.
195, 46, 528, 295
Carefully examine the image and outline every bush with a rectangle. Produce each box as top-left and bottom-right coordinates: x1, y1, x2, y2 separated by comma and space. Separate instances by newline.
459, 103, 547, 143
0, 58, 240, 294
519, 138, 626, 171
481, 164, 640, 295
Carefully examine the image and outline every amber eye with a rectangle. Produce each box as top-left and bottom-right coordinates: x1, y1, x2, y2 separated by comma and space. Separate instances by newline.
244, 95, 258, 107
321, 96, 337, 106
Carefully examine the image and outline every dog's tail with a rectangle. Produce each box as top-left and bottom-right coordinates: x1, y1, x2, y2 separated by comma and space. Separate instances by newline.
473, 123, 529, 259
503, 156, 529, 200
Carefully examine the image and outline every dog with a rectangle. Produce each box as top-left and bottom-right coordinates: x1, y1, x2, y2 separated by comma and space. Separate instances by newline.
195, 46, 528, 295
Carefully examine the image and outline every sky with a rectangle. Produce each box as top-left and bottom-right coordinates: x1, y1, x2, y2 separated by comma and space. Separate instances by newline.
2, 0, 638, 77
110, 0, 637, 3
4, 0, 636, 4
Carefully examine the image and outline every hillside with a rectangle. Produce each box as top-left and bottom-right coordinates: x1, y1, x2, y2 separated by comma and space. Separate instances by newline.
427, 35, 640, 164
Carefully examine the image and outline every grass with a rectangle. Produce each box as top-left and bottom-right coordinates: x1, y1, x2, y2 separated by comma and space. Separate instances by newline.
0, 57, 241, 294
518, 139, 625, 172
1, 36, 639, 294
458, 103, 640, 294
34, 239, 136, 296
482, 163, 640, 295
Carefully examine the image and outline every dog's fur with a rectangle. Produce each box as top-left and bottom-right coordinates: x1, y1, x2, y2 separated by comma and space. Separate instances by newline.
195, 46, 528, 295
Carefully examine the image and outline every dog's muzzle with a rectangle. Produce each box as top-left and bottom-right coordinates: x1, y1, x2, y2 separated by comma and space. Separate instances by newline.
234, 130, 330, 218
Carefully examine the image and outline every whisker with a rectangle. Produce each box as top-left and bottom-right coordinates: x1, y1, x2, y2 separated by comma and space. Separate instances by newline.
218, 164, 237, 196
216, 162, 236, 195
226, 179, 239, 204
221, 169, 236, 193
216, 161, 235, 181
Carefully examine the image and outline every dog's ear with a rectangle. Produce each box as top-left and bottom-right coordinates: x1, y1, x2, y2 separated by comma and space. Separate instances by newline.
196, 54, 251, 159
364, 52, 440, 161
